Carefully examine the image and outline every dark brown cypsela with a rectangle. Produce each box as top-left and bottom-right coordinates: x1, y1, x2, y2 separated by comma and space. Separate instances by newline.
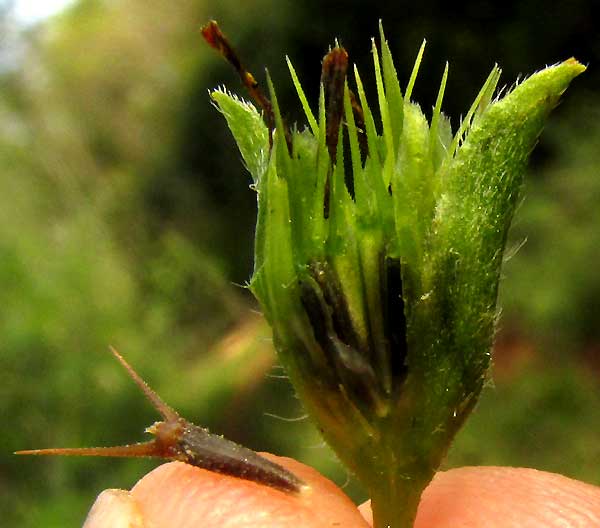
321, 46, 349, 163
16, 347, 305, 494
201, 20, 293, 152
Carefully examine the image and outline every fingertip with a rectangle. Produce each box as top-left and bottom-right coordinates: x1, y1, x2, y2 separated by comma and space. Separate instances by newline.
130, 457, 368, 527
83, 489, 144, 528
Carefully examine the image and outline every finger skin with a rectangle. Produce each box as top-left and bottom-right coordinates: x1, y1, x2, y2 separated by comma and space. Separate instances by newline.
359, 466, 600, 527
83, 489, 144, 528
130, 455, 369, 528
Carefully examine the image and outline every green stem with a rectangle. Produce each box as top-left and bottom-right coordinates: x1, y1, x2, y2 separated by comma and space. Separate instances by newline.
369, 465, 433, 528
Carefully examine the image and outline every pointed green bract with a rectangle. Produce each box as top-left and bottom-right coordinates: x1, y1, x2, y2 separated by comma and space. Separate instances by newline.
287, 56, 318, 135
211, 35, 584, 527
379, 22, 404, 150
210, 90, 270, 182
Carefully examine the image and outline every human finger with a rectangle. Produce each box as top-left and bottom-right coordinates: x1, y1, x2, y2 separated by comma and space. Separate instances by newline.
359, 466, 600, 527
83, 489, 144, 528
105, 454, 369, 528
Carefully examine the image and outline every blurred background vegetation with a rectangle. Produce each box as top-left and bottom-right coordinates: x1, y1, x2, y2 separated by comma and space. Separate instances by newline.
1, 0, 598, 526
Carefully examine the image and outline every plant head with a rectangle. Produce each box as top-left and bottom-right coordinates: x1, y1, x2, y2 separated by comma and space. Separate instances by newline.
205, 20, 584, 527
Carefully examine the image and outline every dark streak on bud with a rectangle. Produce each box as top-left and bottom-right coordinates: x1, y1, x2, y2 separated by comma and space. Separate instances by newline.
383, 257, 409, 393
299, 276, 385, 416
299, 257, 409, 416
308, 261, 363, 354
348, 89, 369, 161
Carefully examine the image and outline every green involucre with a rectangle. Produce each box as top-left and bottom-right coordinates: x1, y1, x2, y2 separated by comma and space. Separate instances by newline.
211, 28, 584, 527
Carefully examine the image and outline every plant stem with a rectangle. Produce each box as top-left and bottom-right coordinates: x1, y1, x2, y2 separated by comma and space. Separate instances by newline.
369, 465, 433, 528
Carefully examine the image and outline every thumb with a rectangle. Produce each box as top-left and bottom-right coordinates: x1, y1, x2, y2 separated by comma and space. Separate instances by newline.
84, 456, 368, 528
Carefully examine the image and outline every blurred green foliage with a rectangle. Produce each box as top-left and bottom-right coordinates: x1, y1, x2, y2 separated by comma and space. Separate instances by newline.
1, 1, 598, 526
501, 98, 600, 353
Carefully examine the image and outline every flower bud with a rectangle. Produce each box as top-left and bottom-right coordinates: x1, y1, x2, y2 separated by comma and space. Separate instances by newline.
210, 24, 584, 527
